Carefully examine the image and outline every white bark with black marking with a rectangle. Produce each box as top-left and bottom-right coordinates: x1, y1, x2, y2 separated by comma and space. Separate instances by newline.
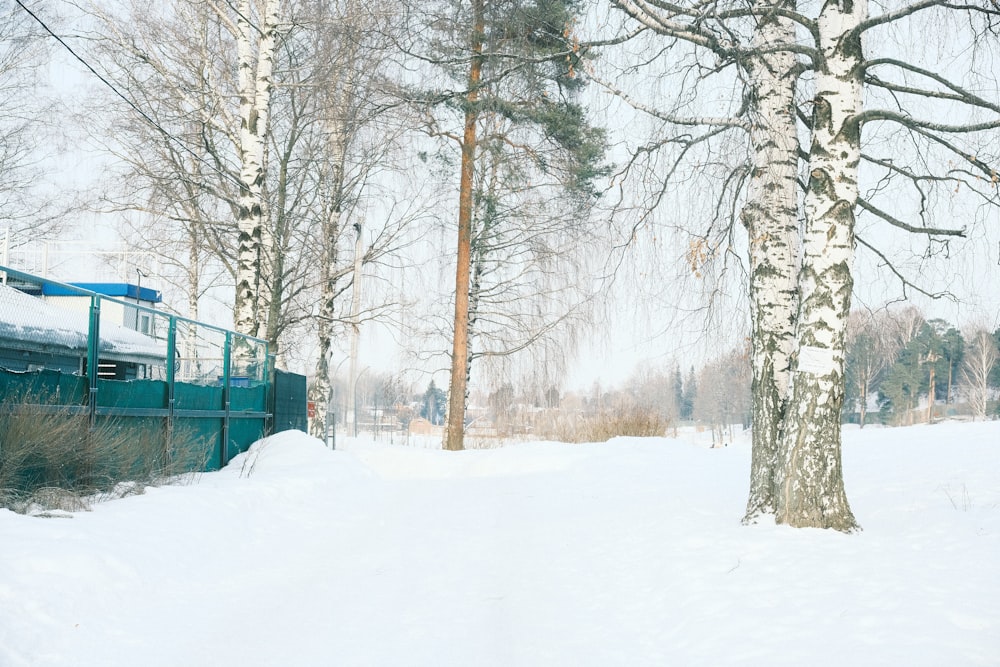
742, 2, 801, 522
234, 0, 280, 339
777, 0, 864, 531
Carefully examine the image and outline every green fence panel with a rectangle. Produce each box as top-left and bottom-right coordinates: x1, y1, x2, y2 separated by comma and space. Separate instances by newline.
56, 373, 88, 405
228, 418, 266, 461
91, 414, 167, 479
0, 265, 279, 476
273, 370, 307, 434
174, 415, 224, 472
0, 368, 87, 405
228, 383, 268, 460
174, 384, 224, 470
230, 383, 267, 412
96, 379, 168, 409
174, 382, 223, 410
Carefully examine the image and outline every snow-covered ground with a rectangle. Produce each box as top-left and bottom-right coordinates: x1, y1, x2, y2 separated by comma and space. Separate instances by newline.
1, 421, 998, 666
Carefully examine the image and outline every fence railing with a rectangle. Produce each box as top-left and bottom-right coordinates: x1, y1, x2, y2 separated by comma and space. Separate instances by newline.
0, 264, 272, 471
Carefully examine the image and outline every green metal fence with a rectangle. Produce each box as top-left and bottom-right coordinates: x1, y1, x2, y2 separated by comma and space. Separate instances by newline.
0, 264, 272, 471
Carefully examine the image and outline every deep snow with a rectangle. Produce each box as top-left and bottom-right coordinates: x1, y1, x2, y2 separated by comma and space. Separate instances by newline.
1, 421, 998, 666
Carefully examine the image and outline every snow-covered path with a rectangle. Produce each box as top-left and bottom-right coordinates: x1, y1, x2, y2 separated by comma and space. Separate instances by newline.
2, 422, 998, 666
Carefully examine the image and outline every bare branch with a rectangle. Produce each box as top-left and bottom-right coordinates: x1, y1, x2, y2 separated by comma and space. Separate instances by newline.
855, 234, 959, 301
587, 72, 749, 130
863, 57, 1000, 118
854, 0, 1000, 36
856, 196, 966, 237
855, 109, 1000, 134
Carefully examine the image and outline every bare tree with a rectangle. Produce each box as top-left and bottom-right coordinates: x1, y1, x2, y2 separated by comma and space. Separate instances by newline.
87, 0, 286, 344
961, 327, 999, 421
83, 0, 244, 321
292, 0, 426, 439
1, 2, 69, 242
602, 0, 810, 522
462, 114, 605, 423
693, 347, 752, 446
779, 0, 998, 529
624, 364, 682, 428
771, 0, 868, 530
844, 309, 902, 427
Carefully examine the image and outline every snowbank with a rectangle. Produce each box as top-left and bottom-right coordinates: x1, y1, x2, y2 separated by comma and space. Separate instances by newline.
1, 421, 997, 666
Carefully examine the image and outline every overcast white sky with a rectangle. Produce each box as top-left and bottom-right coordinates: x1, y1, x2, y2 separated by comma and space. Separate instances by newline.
20, 0, 1000, 393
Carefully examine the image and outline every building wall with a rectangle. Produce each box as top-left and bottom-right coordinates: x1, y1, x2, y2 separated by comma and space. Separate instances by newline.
0, 347, 83, 374
43, 295, 152, 333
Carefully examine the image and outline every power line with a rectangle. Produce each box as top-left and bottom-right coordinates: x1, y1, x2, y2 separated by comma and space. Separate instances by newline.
13, 0, 245, 191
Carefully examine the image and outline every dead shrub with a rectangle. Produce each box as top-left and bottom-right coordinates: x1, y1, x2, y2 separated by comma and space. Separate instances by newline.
535, 406, 670, 443
0, 398, 208, 514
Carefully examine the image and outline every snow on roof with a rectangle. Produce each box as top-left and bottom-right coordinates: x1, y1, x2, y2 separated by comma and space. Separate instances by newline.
0, 282, 166, 363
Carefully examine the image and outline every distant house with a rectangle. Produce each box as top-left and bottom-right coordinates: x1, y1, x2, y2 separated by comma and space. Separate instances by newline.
36, 282, 162, 337
0, 282, 165, 380
408, 417, 442, 436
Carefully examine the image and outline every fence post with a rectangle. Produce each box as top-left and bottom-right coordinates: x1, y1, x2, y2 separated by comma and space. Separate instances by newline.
221, 331, 232, 468
265, 353, 275, 436
165, 315, 177, 454
87, 294, 101, 427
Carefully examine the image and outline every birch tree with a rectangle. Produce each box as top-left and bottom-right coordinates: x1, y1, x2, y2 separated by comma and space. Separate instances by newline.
232, 0, 282, 340
776, 0, 997, 528
605, 0, 813, 523
961, 327, 999, 421
604, 0, 1000, 529
97, 0, 286, 343
295, 0, 423, 439
87, 0, 421, 427
773, 0, 864, 528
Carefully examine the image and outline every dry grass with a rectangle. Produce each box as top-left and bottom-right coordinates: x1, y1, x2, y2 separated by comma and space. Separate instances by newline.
0, 400, 207, 514
534, 406, 670, 444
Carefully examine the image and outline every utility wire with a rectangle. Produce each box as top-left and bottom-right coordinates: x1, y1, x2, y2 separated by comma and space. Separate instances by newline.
14, 0, 245, 191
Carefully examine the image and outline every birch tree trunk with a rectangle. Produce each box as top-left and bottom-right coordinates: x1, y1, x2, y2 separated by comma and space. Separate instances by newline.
347, 222, 363, 437
962, 330, 999, 421
776, 0, 864, 531
444, 0, 485, 452
308, 125, 347, 439
741, 1, 801, 522
233, 0, 280, 340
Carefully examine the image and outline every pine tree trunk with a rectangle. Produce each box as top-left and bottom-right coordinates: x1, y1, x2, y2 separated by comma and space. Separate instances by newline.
444, 0, 485, 452
742, 2, 800, 523
233, 0, 280, 339
775, 0, 864, 532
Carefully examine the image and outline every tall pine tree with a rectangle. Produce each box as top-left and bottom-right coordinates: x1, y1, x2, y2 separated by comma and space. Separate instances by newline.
411, 0, 607, 450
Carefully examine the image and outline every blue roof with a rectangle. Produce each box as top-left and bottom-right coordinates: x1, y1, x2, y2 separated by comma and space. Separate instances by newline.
41, 282, 162, 304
